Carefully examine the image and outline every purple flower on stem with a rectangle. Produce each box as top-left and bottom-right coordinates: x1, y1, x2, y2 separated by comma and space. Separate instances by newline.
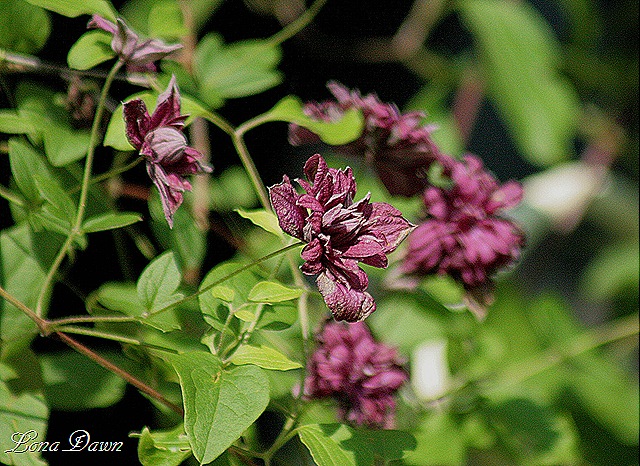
305, 320, 408, 428
269, 154, 414, 322
123, 76, 212, 227
401, 154, 524, 313
289, 81, 443, 197
88, 15, 182, 72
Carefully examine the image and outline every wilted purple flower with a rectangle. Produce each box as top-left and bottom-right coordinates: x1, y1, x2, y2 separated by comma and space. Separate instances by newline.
123, 76, 212, 227
88, 15, 182, 72
269, 154, 414, 322
305, 320, 408, 428
289, 81, 443, 197
402, 154, 524, 294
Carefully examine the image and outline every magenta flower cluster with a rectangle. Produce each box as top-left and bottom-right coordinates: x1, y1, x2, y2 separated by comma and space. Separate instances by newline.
289, 81, 443, 197
305, 321, 408, 428
269, 154, 414, 322
401, 155, 524, 290
123, 76, 212, 227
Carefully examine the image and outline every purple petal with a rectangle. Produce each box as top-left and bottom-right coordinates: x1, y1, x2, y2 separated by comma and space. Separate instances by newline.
151, 75, 184, 129
87, 15, 117, 34
316, 272, 376, 322
268, 176, 306, 239
123, 98, 150, 149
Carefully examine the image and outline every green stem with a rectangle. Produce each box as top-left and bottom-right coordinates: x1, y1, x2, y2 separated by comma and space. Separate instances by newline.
231, 133, 271, 211
68, 156, 144, 195
263, 419, 299, 466
49, 314, 139, 326
266, 0, 329, 48
35, 59, 124, 318
0, 184, 25, 207
149, 241, 304, 317
54, 325, 179, 354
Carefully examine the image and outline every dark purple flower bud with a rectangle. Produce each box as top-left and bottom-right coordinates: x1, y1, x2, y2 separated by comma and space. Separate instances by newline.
88, 15, 182, 71
401, 154, 524, 298
305, 320, 408, 428
289, 82, 444, 197
269, 154, 414, 322
123, 76, 212, 227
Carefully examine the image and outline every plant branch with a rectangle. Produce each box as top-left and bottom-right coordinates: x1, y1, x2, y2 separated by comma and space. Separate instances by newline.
35, 59, 123, 318
266, 0, 329, 48
55, 331, 183, 415
0, 184, 25, 207
0, 285, 47, 333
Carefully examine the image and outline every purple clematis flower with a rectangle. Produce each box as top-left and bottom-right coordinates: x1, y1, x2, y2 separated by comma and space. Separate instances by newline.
305, 320, 408, 428
401, 154, 524, 305
269, 154, 414, 322
88, 15, 182, 72
289, 81, 443, 197
123, 76, 212, 227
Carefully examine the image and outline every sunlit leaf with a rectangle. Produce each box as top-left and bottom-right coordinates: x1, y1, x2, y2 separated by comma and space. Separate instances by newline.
248, 281, 302, 303
166, 351, 269, 464
229, 344, 302, 371
136, 425, 192, 466
236, 208, 282, 237
82, 212, 142, 233
24, 0, 116, 20
67, 30, 115, 70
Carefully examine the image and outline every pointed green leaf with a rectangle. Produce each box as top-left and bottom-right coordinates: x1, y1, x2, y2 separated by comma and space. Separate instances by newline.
136, 425, 192, 466
0, 0, 51, 54
248, 281, 302, 303
261, 96, 364, 145
67, 30, 116, 70
83, 212, 142, 233
24, 0, 116, 20
298, 424, 356, 466
0, 379, 48, 466
236, 208, 282, 237
137, 251, 182, 312
405, 413, 467, 465
229, 344, 302, 371
148, 1, 188, 40
166, 352, 269, 464
34, 174, 76, 225
8, 138, 51, 203
0, 111, 36, 134
257, 302, 298, 331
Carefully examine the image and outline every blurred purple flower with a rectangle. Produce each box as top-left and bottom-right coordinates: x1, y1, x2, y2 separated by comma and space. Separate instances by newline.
288, 81, 443, 197
88, 15, 181, 72
401, 154, 524, 294
269, 154, 414, 322
123, 76, 212, 227
305, 320, 408, 428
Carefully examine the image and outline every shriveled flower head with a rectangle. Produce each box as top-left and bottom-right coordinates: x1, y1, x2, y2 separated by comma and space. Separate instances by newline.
402, 154, 524, 292
88, 15, 182, 72
305, 320, 408, 428
123, 75, 212, 227
269, 154, 414, 322
289, 81, 443, 197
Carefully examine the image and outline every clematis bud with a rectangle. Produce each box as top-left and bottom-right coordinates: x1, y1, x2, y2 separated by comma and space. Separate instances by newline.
269, 154, 414, 321
88, 15, 182, 72
305, 320, 408, 428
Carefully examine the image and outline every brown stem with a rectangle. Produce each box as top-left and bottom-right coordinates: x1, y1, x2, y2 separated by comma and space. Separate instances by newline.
452, 68, 484, 146
55, 331, 184, 416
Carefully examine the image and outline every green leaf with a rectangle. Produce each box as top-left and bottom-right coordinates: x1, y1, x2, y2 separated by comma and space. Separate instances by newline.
24, 0, 116, 20
136, 425, 192, 466
147, 0, 188, 40
33, 174, 76, 225
229, 344, 302, 371
96, 282, 181, 332
8, 138, 51, 203
166, 352, 269, 464
257, 302, 298, 331
298, 423, 416, 466
40, 351, 127, 410
83, 212, 142, 233
194, 33, 282, 106
0, 225, 59, 358
0, 379, 48, 466
0, 0, 51, 54
236, 208, 282, 237
210, 166, 258, 212
405, 413, 467, 465
67, 30, 116, 70
248, 281, 302, 303
149, 190, 207, 271
298, 424, 356, 466
137, 251, 182, 311
198, 261, 260, 327
0, 110, 36, 134
459, 0, 580, 165
261, 96, 365, 145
